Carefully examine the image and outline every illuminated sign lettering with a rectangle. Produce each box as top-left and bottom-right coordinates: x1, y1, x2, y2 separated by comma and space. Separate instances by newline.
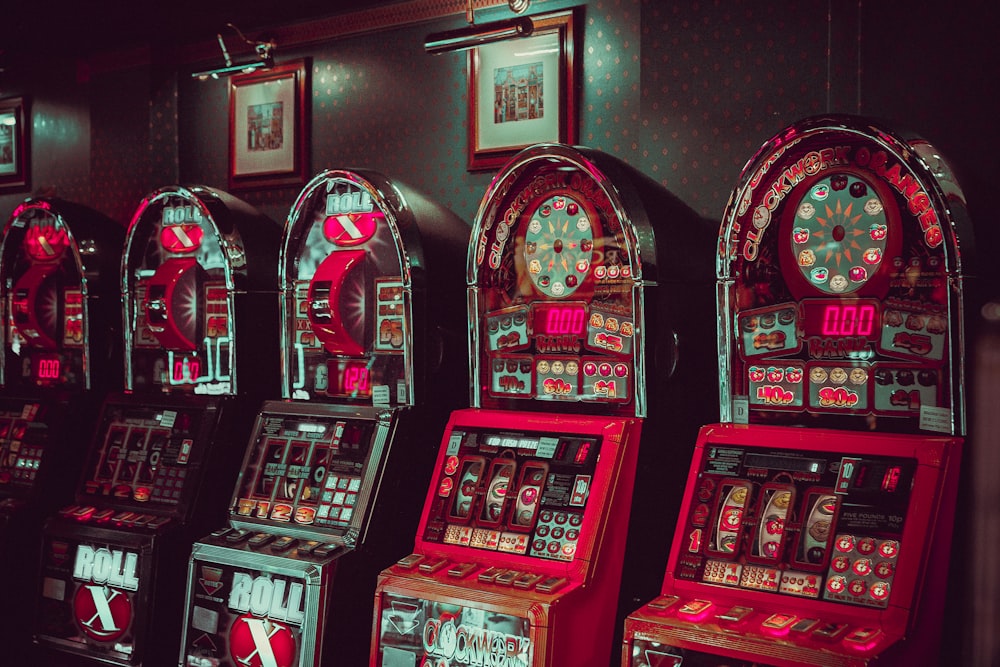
73, 546, 140, 591
228, 572, 306, 625
422, 618, 530, 667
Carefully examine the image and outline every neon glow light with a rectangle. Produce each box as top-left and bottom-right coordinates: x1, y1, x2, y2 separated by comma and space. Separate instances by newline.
36, 356, 61, 380
534, 304, 587, 336
803, 300, 879, 338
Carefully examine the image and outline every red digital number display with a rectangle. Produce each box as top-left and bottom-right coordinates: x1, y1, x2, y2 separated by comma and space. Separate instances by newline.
34, 355, 61, 382
328, 360, 373, 399
172, 357, 201, 384
803, 300, 879, 338
533, 303, 587, 336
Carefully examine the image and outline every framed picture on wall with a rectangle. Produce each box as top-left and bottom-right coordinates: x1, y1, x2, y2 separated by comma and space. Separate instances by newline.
229, 60, 310, 191
467, 9, 578, 171
0, 96, 29, 193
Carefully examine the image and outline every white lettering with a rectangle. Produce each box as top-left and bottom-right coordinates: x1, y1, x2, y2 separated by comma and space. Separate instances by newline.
228, 573, 305, 625
73, 546, 140, 591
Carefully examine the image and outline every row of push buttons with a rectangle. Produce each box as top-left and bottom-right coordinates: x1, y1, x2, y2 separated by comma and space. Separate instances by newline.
644, 595, 885, 653
211, 526, 339, 559
58, 504, 172, 530
394, 552, 568, 594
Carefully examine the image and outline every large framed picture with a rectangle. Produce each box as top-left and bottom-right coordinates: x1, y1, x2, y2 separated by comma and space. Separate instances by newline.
229, 60, 310, 191
467, 9, 578, 171
0, 96, 29, 193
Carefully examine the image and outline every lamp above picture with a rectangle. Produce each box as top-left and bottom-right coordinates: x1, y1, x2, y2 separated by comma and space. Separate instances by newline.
424, 0, 533, 55
192, 23, 275, 80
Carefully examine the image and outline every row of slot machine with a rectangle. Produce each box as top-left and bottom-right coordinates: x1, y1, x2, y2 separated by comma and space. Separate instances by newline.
0, 113, 972, 667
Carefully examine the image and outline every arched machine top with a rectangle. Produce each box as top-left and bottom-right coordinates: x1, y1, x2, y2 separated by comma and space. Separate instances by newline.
122, 185, 280, 396
280, 169, 469, 407
717, 115, 972, 435
468, 143, 709, 417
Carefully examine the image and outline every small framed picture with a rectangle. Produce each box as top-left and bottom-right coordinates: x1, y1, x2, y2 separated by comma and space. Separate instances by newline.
0, 96, 30, 192
229, 60, 310, 191
467, 9, 579, 171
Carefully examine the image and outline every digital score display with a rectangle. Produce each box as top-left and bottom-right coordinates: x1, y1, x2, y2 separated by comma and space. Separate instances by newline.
802, 300, 880, 339
327, 359, 373, 399
532, 303, 588, 337
33, 354, 62, 384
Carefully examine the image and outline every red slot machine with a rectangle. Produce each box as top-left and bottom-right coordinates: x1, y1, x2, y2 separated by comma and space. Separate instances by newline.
31, 186, 280, 666
372, 144, 715, 667
622, 115, 974, 666
177, 170, 469, 667
0, 198, 124, 660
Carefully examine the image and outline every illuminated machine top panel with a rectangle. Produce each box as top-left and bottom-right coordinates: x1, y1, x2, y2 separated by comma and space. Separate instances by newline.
281, 170, 464, 407
123, 186, 280, 396
469, 144, 667, 417
1, 199, 123, 393
718, 116, 971, 434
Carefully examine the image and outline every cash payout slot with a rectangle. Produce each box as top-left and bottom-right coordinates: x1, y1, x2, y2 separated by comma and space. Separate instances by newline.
33, 185, 281, 667
622, 115, 973, 666
0, 198, 124, 661
373, 144, 716, 667
179, 170, 469, 667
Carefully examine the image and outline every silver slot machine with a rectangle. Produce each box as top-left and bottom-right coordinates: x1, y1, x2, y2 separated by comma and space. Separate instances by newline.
178, 170, 469, 667
31, 186, 280, 666
0, 198, 124, 662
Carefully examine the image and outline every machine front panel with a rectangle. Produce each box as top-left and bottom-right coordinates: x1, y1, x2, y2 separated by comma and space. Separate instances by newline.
75, 398, 218, 521
420, 424, 603, 568
412, 410, 636, 581
181, 552, 322, 667
376, 588, 535, 667
230, 407, 377, 536
623, 423, 957, 666
35, 530, 150, 664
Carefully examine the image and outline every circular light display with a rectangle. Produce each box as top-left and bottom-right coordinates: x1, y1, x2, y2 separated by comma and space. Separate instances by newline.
25, 218, 70, 262
789, 173, 888, 295
523, 194, 595, 298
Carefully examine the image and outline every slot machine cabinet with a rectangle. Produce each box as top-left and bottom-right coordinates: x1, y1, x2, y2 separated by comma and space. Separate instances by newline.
372, 144, 715, 667
622, 115, 973, 666
0, 198, 124, 660
178, 170, 469, 667
32, 185, 280, 667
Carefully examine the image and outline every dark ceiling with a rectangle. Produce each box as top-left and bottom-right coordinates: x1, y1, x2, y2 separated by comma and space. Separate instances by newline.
1, 1, 408, 68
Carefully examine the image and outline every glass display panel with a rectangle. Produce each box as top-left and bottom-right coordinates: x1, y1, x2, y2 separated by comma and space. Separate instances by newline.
422, 428, 602, 564
2, 207, 88, 390
285, 176, 411, 405
673, 442, 915, 610
376, 590, 532, 667
472, 162, 639, 410
127, 194, 234, 394
232, 412, 374, 531
725, 149, 954, 424
77, 402, 210, 513
0, 398, 49, 497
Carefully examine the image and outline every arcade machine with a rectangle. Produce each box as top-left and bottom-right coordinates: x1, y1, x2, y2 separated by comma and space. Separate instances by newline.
177, 169, 470, 667
0, 198, 124, 659
32, 185, 281, 666
372, 144, 715, 667
622, 115, 974, 666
